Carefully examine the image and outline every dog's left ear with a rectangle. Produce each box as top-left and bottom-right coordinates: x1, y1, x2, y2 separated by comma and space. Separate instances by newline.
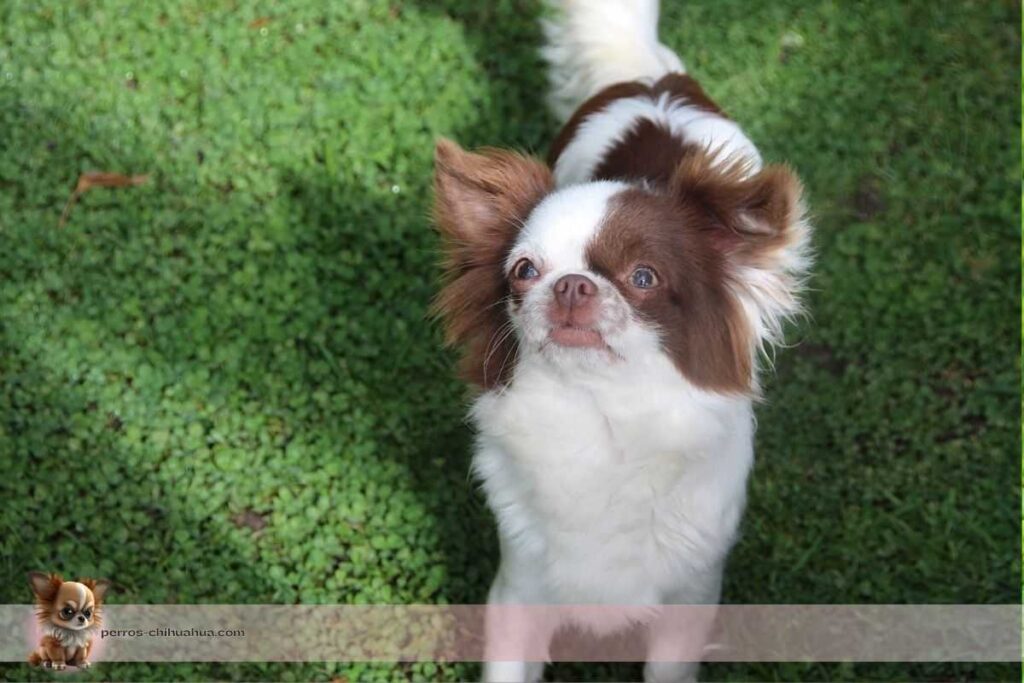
671, 150, 811, 352
671, 152, 805, 267
78, 578, 112, 602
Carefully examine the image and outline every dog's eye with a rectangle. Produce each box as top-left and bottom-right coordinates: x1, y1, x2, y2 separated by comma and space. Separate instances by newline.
630, 266, 658, 289
60, 607, 74, 619
512, 258, 540, 280
82, 608, 92, 619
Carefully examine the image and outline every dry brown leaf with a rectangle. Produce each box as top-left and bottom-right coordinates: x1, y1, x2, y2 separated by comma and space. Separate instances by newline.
248, 16, 271, 29
59, 171, 150, 228
73, 171, 149, 192
231, 509, 268, 533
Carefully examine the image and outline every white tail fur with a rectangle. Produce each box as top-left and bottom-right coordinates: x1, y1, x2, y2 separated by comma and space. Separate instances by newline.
541, 0, 685, 122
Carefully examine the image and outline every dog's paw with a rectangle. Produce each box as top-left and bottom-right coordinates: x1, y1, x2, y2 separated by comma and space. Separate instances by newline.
42, 660, 52, 669
52, 662, 66, 671
79, 661, 91, 669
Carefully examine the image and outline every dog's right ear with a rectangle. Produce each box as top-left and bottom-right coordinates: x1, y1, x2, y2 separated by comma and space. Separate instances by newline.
432, 139, 553, 388
433, 138, 552, 252
28, 572, 61, 600
78, 578, 112, 603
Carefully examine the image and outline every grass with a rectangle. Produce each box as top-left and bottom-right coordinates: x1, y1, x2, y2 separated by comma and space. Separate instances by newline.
0, 0, 1019, 680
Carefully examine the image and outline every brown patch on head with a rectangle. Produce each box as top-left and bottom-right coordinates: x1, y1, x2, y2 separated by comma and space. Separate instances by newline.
587, 188, 752, 393
55, 582, 91, 613
432, 138, 554, 388
549, 73, 726, 169
586, 148, 804, 393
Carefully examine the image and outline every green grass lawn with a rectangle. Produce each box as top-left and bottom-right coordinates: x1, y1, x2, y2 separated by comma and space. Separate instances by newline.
0, 0, 1019, 680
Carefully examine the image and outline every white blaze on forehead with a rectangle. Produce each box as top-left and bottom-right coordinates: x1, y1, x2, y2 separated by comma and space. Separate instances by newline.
509, 180, 628, 273
75, 582, 90, 608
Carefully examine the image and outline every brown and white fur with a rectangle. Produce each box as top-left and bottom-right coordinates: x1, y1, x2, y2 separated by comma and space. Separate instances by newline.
433, 1, 810, 681
27, 572, 110, 671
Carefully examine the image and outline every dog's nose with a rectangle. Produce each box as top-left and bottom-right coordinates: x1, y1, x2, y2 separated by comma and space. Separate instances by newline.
77, 615, 85, 623
553, 274, 596, 310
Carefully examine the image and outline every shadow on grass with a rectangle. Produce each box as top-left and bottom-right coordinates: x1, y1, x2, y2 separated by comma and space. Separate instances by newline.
0, 92, 345, 682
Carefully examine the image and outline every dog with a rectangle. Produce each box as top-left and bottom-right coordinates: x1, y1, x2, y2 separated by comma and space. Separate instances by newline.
27, 572, 110, 670
432, 1, 810, 681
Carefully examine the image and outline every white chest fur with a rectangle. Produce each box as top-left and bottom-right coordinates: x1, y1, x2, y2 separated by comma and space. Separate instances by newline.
471, 354, 754, 606
43, 623, 95, 652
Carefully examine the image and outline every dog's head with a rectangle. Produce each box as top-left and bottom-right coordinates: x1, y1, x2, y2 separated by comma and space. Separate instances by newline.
433, 139, 809, 394
29, 572, 110, 631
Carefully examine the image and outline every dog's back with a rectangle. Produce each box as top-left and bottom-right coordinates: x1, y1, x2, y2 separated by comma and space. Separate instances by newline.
543, 1, 763, 189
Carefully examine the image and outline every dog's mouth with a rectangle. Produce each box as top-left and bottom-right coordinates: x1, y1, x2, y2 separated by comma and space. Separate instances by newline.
548, 326, 606, 349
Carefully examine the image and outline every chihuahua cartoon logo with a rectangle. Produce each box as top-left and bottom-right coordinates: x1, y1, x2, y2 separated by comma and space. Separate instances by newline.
27, 572, 111, 670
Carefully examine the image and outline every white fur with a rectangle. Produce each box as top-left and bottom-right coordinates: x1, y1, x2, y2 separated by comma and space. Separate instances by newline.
553, 92, 763, 188
730, 208, 813, 357
506, 181, 626, 274
542, 0, 685, 122
70, 582, 87, 610
474, 354, 753, 609
477, 185, 753, 683
43, 623, 96, 649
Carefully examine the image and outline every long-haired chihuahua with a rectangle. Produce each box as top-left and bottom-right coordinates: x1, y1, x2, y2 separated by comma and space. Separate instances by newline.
28, 572, 111, 670
433, 1, 810, 680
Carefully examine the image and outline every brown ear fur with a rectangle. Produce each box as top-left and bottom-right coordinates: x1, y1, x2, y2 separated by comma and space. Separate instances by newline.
78, 578, 112, 603
671, 150, 803, 268
28, 572, 62, 601
432, 138, 553, 388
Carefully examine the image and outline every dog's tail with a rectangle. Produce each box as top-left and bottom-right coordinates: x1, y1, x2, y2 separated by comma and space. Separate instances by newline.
541, 0, 684, 122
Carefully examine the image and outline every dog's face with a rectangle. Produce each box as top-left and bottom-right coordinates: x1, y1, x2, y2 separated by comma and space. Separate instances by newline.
29, 573, 109, 631
503, 180, 735, 379
502, 181, 653, 366
433, 139, 807, 393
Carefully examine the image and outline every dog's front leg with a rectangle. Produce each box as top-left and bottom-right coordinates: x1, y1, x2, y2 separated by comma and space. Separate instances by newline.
481, 561, 553, 683
40, 636, 66, 671
73, 641, 92, 668
643, 612, 704, 683
644, 571, 723, 683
